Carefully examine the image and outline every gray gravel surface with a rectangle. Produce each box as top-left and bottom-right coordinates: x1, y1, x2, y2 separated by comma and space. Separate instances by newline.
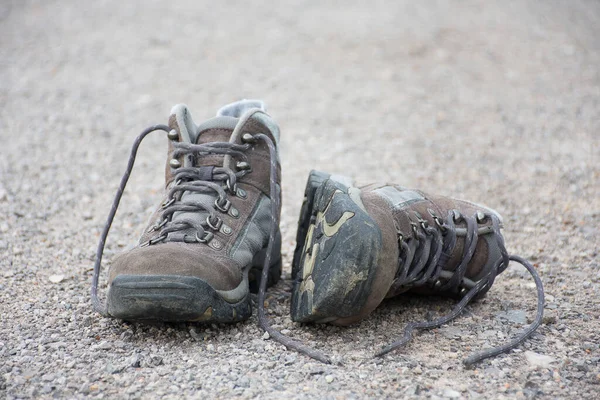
1, 0, 599, 398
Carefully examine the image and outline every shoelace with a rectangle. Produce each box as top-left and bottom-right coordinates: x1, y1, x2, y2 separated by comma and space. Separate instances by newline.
253, 134, 332, 364
91, 125, 331, 364
142, 141, 255, 247
92, 124, 170, 314
91, 125, 541, 366
375, 211, 545, 366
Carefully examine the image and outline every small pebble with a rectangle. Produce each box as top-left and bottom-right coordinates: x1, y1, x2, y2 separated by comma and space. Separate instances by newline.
129, 354, 142, 368
525, 351, 556, 368
149, 355, 163, 367
120, 330, 134, 341
442, 388, 461, 398
49, 275, 65, 283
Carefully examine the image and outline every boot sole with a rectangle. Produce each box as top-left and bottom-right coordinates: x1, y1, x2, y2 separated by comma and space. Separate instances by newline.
106, 254, 281, 323
291, 170, 383, 323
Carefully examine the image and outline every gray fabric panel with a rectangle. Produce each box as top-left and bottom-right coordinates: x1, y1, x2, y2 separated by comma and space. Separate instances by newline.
195, 116, 238, 134
230, 194, 273, 268
373, 186, 427, 211
166, 190, 214, 241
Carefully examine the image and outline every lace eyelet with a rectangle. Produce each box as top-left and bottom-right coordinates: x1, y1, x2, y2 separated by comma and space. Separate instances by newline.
147, 218, 168, 233
206, 215, 223, 231
196, 231, 214, 244
226, 178, 238, 194
161, 198, 175, 209
476, 211, 487, 223
242, 133, 256, 144
220, 224, 233, 235
236, 161, 252, 172
210, 239, 223, 250
148, 234, 167, 246
167, 129, 179, 141
452, 210, 462, 222
411, 223, 419, 235
236, 188, 247, 199
228, 207, 240, 218
433, 216, 445, 228
214, 198, 231, 212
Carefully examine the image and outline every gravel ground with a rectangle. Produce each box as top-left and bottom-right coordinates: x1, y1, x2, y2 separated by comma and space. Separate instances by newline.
1, 0, 599, 398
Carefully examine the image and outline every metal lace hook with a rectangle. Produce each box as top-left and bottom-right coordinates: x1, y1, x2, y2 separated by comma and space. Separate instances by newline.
91, 124, 170, 316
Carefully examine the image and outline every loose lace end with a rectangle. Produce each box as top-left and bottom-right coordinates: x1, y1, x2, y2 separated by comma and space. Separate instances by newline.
254, 133, 334, 365
373, 253, 544, 367
462, 255, 544, 366
90, 124, 170, 316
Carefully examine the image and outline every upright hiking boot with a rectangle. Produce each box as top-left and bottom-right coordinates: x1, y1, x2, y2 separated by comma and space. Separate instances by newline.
291, 170, 544, 365
91, 100, 282, 323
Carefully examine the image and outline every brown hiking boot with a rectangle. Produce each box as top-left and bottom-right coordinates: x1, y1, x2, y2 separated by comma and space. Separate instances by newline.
291, 170, 544, 365
91, 100, 282, 323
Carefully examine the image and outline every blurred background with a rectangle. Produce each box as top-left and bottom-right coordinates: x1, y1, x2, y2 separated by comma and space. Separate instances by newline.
1, 0, 599, 398
1, 1, 598, 224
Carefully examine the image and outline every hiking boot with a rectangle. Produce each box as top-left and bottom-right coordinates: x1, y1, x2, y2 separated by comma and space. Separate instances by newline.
91, 100, 282, 323
291, 170, 544, 364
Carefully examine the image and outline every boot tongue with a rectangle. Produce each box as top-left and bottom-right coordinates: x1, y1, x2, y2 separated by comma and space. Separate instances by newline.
166, 116, 238, 243
196, 98, 267, 143
168, 100, 267, 144
195, 116, 238, 144
165, 101, 269, 243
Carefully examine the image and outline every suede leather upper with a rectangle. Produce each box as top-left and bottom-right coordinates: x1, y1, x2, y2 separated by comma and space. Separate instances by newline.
343, 183, 505, 320
109, 103, 281, 293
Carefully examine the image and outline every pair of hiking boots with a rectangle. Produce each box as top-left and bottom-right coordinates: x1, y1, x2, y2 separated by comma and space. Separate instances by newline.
92, 100, 544, 366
